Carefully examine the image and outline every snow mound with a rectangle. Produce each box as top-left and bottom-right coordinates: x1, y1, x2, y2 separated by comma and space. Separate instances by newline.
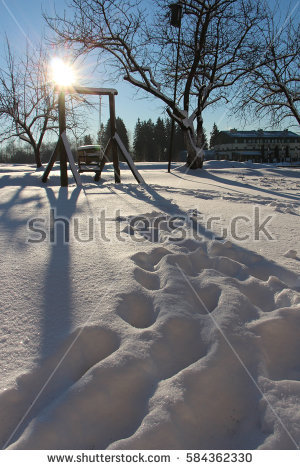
2, 229, 300, 450
284, 250, 298, 260
268, 202, 299, 215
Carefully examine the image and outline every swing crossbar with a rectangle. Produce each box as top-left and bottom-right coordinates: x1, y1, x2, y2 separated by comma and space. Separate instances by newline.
54, 85, 118, 96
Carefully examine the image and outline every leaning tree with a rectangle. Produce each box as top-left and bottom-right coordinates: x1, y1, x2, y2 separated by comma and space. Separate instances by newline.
45, 0, 264, 168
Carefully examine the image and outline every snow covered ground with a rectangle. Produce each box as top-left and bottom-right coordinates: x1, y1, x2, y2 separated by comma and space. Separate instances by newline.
0, 160, 299, 450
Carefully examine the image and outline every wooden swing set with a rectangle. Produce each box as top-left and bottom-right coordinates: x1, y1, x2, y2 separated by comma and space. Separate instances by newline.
42, 86, 144, 187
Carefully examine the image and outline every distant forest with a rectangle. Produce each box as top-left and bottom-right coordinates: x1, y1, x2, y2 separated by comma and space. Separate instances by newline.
0, 117, 209, 164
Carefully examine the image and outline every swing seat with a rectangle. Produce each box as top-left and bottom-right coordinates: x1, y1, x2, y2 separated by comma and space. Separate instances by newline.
77, 145, 103, 172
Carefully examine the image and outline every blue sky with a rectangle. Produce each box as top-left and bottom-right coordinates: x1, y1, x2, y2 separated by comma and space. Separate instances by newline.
0, 0, 298, 142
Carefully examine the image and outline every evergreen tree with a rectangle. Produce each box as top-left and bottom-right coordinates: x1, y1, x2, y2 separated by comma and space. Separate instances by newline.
144, 119, 156, 161
165, 118, 185, 161
103, 119, 110, 150
102, 117, 129, 160
133, 118, 143, 161
116, 117, 129, 151
97, 123, 104, 146
210, 123, 219, 149
134, 116, 187, 162
133, 118, 156, 161
155, 118, 167, 161
83, 134, 93, 145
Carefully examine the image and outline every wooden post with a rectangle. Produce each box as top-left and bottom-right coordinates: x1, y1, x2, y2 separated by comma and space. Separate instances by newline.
41, 139, 60, 182
109, 94, 120, 183
58, 90, 68, 187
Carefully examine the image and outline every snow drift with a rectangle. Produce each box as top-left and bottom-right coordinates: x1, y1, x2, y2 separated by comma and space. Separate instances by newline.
0, 162, 299, 450
1, 238, 300, 450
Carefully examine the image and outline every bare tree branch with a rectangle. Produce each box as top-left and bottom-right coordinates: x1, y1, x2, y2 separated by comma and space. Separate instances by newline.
44, 0, 265, 168
234, 2, 299, 127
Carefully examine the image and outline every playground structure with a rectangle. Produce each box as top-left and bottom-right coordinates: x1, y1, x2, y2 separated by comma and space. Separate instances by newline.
42, 86, 145, 187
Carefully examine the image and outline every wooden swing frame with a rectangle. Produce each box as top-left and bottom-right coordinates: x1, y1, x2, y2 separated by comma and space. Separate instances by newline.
42, 86, 144, 187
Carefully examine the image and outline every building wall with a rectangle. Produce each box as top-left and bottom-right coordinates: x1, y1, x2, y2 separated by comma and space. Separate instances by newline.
213, 131, 300, 162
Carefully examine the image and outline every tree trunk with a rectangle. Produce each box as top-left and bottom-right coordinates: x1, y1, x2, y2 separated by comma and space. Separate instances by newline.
34, 147, 42, 168
183, 126, 203, 170
196, 115, 206, 149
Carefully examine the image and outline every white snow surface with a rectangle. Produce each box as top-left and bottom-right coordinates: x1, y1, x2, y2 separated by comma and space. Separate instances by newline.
0, 160, 300, 450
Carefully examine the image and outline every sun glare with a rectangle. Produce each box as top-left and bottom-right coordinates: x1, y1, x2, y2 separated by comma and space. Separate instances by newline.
50, 57, 76, 87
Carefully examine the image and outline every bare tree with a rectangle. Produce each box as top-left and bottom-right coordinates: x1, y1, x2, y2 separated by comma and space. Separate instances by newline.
235, 3, 300, 127
0, 39, 58, 167
0, 39, 91, 168
45, 0, 263, 168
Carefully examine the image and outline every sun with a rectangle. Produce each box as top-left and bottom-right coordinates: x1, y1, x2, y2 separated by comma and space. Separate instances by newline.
50, 57, 76, 87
